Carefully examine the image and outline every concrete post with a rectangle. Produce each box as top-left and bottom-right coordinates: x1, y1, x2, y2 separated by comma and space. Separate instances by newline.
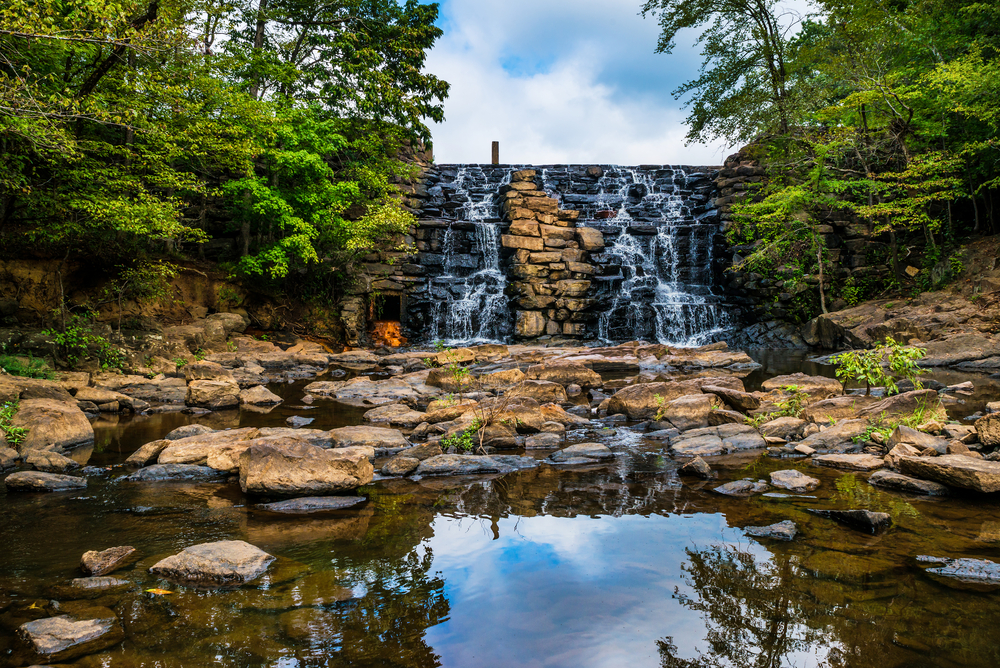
492, 141, 499, 165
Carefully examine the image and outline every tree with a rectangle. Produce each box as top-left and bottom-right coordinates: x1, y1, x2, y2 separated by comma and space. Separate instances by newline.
640, 0, 801, 144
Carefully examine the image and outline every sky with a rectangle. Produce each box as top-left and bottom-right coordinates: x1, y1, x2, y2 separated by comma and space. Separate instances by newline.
424, 0, 810, 166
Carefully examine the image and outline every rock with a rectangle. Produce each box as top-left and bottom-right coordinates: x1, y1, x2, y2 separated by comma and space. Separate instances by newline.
887, 425, 948, 450
885, 443, 921, 470
794, 444, 816, 455
761, 373, 842, 400
328, 426, 410, 452
920, 557, 1000, 583
745, 520, 798, 541
81, 546, 137, 576
975, 413, 1000, 448
124, 464, 226, 482
157, 427, 261, 465
707, 409, 746, 426
669, 424, 767, 456
17, 610, 124, 663
943, 424, 977, 443
124, 439, 171, 467
800, 395, 880, 423
769, 469, 820, 492
868, 470, 949, 496
423, 400, 478, 423
857, 390, 946, 422
25, 450, 79, 473
809, 509, 892, 535
363, 403, 426, 428
549, 442, 614, 463
149, 540, 274, 586
576, 227, 605, 251
526, 363, 603, 388
525, 432, 562, 449
240, 385, 283, 406
184, 360, 233, 381
11, 398, 94, 452
414, 454, 536, 476
185, 379, 240, 410
898, 455, 1000, 493
659, 393, 720, 431
511, 380, 569, 403
0, 445, 18, 470
239, 440, 373, 495
4, 470, 87, 492
797, 419, 869, 451
381, 456, 420, 476
701, 384, 760, 411
165, 424, 215, 440
607, 377, 745, 419
255, 496, 366, 514
712, 479, 769, 496
677, 456, 715, 478
812, 454, 885, 472
759, 417, 807, 440
285, 415, 314, 428
539, 403, 590, 426
514, 310, 547, 337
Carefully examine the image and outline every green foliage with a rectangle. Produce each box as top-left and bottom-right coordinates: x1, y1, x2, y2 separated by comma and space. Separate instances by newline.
746, 385, 808, 428
104, 260, 179, 329
42, 311, 124, 369
831, 336, 926, 396
0, 354, 53, 379
0, 399, 27, 446
441, 419, 483, 454
173, 357, 188, 369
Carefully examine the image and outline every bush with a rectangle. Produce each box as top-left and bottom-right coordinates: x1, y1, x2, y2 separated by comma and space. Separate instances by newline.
831, 337, 926, 396
0, 355, 54, 380
0, 400, 27, 446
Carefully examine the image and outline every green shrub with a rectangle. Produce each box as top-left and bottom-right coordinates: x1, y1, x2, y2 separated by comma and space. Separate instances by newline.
0, 355, 54, 380
0, 400, 28, 446
831, 337, 926, 396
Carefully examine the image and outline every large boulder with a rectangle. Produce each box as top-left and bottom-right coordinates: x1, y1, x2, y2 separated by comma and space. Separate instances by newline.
157, 427, 261, 465
758, 417, 807, 441
239, 440, 373, 495
149, 540, 274, 586
4, 470, 87, 492
701, 385, 760, 411
607, 377, 745, 419
240, 385, 283, 406
185, 379, 240, 410
11, 398, 94, 452
17, 610, 124, 664
363, 404, 427, 428
898, 455, 1000, 493
328, 426, 409, 452
184, 361, 233, 382
800, 395, 880, 423
856, 389, 946, 422
761, 373, 842, 400
526, 363, 603, 388
659, 393, 721, 431
81, 546, 137, 576
510, 380, 569, 404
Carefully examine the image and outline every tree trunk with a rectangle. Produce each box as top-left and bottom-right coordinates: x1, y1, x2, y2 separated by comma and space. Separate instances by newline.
248, 0, 269, 100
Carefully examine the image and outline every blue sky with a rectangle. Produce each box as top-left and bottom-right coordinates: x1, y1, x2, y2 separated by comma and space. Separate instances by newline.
425, 0, 809, 165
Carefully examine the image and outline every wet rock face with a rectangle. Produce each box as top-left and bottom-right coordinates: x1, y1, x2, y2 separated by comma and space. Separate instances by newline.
677, 456, 715, 479
149, 540, 275, 586
712, 479, 769, 497
17, 609, 124, 663
868, 470, 949, 496
81, 546, 137, 576
898, 455, 1000, 493
4, 470, 87, 492
918, 556, 1000, 583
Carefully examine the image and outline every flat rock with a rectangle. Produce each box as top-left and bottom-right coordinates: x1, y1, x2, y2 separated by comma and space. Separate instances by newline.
25, 450, 80, 473
239, 440, 373, 495
809, 509, 892, 535
677, 456, 715, 479
149, 540, 275, 586
525, 432, 563, 449
4, 471, 87, 492
770, 469, 820, 492
761, 373, 842, 400
888, 424, 947, 450
328, 425, 410, 452
812, 453, 884, 472
713, 479, 769, 496
240, 385, 283, 406
165, 424, 216, 440
898, 455, 1000, 493
919, 556, 1000, 583
124, 439, 171, 467
606, 377, 745, 419
415, 454, 531, 476
549, 442, 614, 463
124, 464, 225, 482
868, 470, 949, 496
701, 384, 760, 411
17, 610, 124, 663
381, 456, 420, 476
255, 496, 366, 514
363, 403, 426, 428
81, 546, 137, 576
800, 395, 879, 423
745, 520, 798, 541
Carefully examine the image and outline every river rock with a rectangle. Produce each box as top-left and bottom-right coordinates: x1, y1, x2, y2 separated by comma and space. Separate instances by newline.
184, 360, 233, 381
811, 454, 885, 472
943, 424, 978, 444
857, 389, 946, 422
25, 450, 80, 473
797, 419, 869, 451
659, 393, 721, 431
549, 442, 614, 463
149, 540, 274, 586
677, 456, 715, 478
165, 424, 215, 440
669, 424, 766, 456
770, 469, 820, 492
124, 464, 226, 482
745, 520, 798, 541
363, 403, 427, 428
286, 415, 314, 428
885, 443, 921, 470
328, 426, 409, 453
239, 440, 373, 495
256, 496, 366, 514
0, 445, 18, 470
157, 427, 261, 465
511, 380, 569, 403
800, 395, 880, 423
898, 455, 1000, 493
186, 379, 240, 409
888, 425, 948, 450
712, 479, 769, 496
540, 403, 590, 426
708, 409, 747, 425
809, 509, 892, 534
868, 470, 949, 495
606, 377, 745, 419
525, 432, 562, 449
415, 454, 508, 476
240, 385, 283, 406
124, 439, 171, 467
919, 556, 1000, 583
761, 373, 842, 400
17, 610, 124, 663
759, 417, 807, 440
381, 456, 420, 476
11, 398, 94, 452
81, 546, 137, 576
975, 413, 1000, 448
526, 363, 603, 388
701, 384, 760, 411
4, 470, 87, 492
423, 400, 478, 423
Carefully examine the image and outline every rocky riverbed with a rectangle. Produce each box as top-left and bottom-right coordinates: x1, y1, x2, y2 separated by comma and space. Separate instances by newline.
3, 332, 1000, 666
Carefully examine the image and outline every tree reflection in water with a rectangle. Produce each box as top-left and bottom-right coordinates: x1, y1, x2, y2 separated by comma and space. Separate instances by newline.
658, 545, 825, 668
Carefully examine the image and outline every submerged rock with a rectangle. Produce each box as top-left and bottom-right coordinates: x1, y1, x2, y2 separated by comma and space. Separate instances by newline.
677, 456, 715, 479
81, 546, 138, 576
769, 469, 820, 492
868, 470, 949, 496
549, 442, 615, 463
124, 464, 225, 482
812, 453, 885, 472
17, 609, 124, 663
745, 520, 798, 541
4, 470, 87, 492
256, 496, 366, 514
809, 509, 893, 535
918, 556, 1000, 583
149, 540, 274, 586
712, 479, 769, 497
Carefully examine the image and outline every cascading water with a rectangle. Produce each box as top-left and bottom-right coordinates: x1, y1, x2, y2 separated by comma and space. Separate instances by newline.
545, 166, 731, 346
426, 166, 514, 343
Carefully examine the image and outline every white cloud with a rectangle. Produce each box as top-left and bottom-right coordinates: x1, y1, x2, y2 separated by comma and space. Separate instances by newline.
426, 0, 735, 166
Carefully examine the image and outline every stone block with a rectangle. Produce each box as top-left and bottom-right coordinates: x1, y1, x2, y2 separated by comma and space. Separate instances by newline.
529, 251, 563, 263
509, 220, 540, 236
556, 280, 591, 297
512, 169, 536, 182
561, 248, 586, 263
563, 322, 587, 336
565, 262, 594, 274
512, 264, 549, 279
539, 224, 577, 240
502, 234, 544, 251
544, 238, 569, 248
509, 181, 538, 191
576, 227, 605, 251
515, 311, 547, 338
